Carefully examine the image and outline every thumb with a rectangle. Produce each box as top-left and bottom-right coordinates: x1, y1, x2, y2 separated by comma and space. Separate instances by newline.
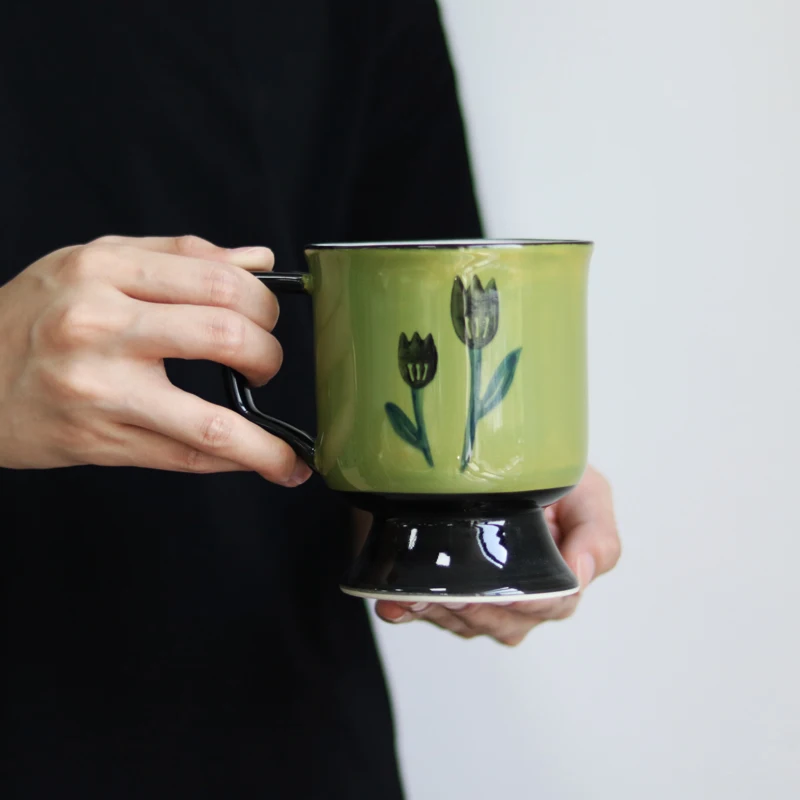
555, 468, 621, 589
225, 246, 275, 271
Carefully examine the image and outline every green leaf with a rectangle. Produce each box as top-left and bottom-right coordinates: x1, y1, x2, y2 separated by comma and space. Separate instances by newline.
479, 348, 522, 419
385, 402, 420, 448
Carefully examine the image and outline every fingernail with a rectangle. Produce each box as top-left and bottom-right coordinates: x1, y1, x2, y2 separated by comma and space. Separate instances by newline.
226, 246, 273, 266
389, 613, 411, 624
443, 603, 468, 610
577, 553, 596, 588
544, 506, 556, 521
408, 602, 429, 612
284, 461, 312, 487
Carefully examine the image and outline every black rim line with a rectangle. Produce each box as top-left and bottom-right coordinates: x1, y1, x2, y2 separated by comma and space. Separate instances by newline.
305, 239, 593, 251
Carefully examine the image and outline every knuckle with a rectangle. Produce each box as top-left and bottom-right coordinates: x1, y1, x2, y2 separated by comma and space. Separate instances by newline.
90, 234, 125, 246
174, 234, 207, 256
600, 529, 622, 569
181, 446, 214, 473
60, 245, 109, 283
207, 312, 247, 357
198, 413, 234, 450
43, 301, 107, 349
40, 361, 104, 403
58, 304, 95, 345
205, 265, 242, 308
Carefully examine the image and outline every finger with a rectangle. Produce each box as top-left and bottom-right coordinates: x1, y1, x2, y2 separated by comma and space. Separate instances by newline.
92, 423, 251, 474
375, 601, 419, 623
129, 303, 282, 387
556, 467, 621, 586
92, 234, 275, 269
544, 504, 564, 544
376, 600, 469, 623
503, 594, 581, 621
126, 382, 311, 487
417, 604, 478, 638
447, 604, 544, 646
375, 601, 540, 646
117, 251, 278, 331
375, 601, 476, 638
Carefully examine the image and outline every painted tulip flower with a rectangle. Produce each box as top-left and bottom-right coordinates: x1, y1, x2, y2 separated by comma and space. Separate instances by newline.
450, 276, 499, 350
451, 275, 521, 470
398, 332, 438, 389
385, 332, 438, 466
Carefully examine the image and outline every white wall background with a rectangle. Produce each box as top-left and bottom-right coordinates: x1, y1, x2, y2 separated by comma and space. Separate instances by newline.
373, 1, 800, 798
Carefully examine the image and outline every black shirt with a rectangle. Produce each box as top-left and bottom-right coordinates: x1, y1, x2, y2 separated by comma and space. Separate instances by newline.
0, 1, 481, 797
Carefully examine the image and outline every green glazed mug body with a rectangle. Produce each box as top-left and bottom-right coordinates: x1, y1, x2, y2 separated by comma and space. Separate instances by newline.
305, 241, 592, 495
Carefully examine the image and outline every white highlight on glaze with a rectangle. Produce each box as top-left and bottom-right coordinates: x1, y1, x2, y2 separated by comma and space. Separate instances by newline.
435, 552, 451, 567
408, 528, 418, 550
477, 523, 508, 567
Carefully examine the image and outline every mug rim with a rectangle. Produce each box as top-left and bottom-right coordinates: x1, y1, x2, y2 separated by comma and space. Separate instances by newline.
305, 238, 593, 251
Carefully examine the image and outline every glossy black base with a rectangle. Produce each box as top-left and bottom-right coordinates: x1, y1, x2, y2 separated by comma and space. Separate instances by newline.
341, 489, 579, 601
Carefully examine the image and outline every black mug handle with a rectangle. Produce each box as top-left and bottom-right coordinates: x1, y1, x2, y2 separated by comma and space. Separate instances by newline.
223, 272, 316, 469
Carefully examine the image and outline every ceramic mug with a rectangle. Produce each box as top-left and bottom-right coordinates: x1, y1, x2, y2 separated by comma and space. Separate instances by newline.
225, 240, 593, 602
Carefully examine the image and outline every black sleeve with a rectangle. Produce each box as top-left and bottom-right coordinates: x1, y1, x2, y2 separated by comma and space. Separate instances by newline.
345, 0, 484, 241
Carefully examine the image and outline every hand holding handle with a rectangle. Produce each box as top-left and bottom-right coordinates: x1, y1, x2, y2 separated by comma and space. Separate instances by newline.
223, 272, 316, 469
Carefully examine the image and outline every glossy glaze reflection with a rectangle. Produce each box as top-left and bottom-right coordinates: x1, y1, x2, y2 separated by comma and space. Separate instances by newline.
341, 490, 579, 600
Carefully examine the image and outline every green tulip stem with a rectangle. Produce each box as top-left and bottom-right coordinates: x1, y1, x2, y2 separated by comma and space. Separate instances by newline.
460, 346, 482, 471
411, 387, 434, 467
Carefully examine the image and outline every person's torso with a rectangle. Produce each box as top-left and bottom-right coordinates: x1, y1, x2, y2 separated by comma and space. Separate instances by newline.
1, 2, 405, 797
